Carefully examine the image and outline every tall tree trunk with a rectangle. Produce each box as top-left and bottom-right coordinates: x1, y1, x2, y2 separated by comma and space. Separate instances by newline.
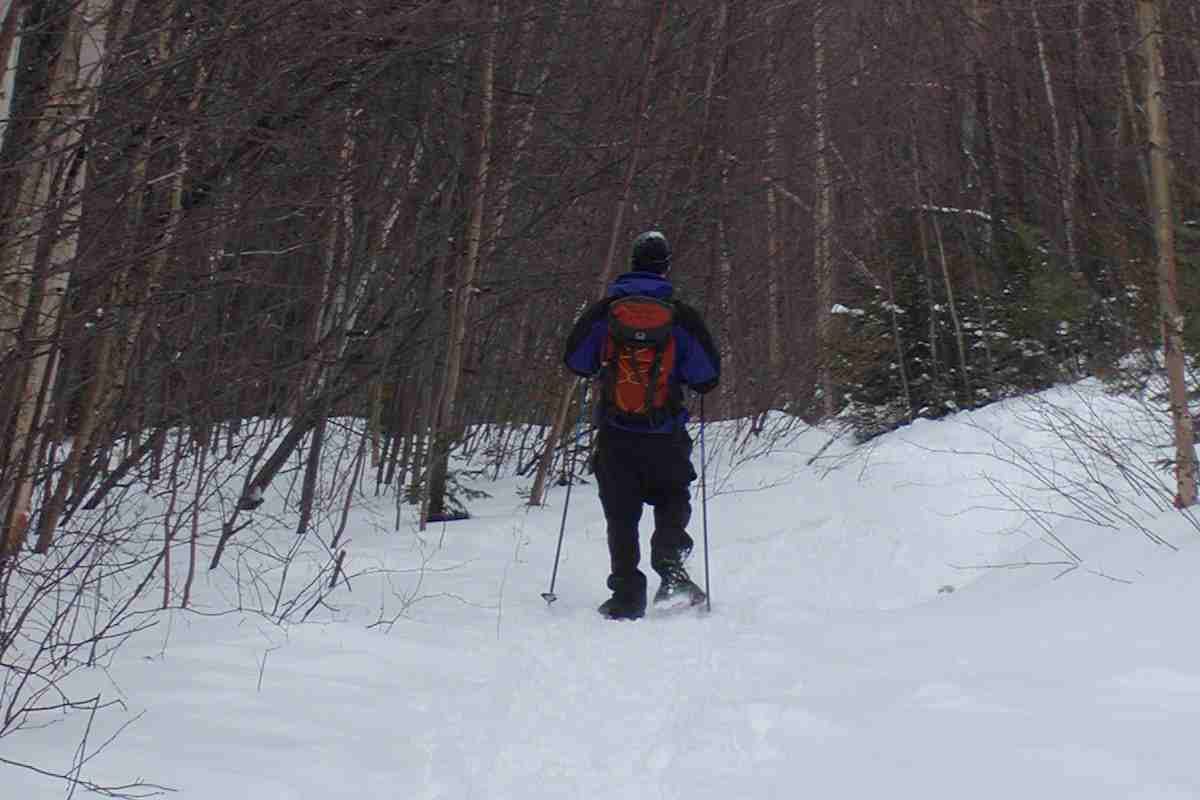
1137, 0, 1197, 507
1067, 0, 1085, 273
700, 0, 732, 418
928, 210, 972, 404
761, 17, 784, 390
37, 5, 182, 549
684, 0, 728, 200
959, 0, 998, 381
812, 2, 835, 419
294, 102, 358, 415
426, 0, 499, 522
0, 1, 28, 151
528, 0, 672, 508
1111, 2, 1152, 204
715, 164, 736, 418
1, 0, 110, 556
1031, 1, 1079, 274
965, 0, 1003, 252
1000, 4, 1028, 221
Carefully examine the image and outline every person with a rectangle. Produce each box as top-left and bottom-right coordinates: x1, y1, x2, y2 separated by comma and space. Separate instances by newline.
563, 231, 721, 619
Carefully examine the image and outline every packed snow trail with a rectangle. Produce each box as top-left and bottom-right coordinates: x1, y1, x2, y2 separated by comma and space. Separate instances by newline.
10, 382, 1200, 798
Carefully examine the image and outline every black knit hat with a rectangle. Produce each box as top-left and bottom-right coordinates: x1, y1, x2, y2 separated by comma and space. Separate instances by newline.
631, 230, 672, 273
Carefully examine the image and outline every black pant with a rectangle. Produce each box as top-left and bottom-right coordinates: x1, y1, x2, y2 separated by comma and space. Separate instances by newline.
593, 426, 696, 582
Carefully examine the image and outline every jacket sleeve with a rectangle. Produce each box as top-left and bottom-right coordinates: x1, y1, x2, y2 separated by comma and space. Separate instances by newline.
563, 299, 610, 378
674, 301, 720, 394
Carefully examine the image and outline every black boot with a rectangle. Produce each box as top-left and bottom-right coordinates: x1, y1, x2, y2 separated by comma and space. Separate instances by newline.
653, 560, 706, 609
597, 571, 647, 620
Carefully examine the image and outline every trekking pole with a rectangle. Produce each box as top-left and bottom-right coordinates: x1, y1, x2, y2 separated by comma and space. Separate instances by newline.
542, 381, 588, 605
700, 393, 712, 613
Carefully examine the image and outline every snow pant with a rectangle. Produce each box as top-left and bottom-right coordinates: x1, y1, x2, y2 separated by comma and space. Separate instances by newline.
592, 425, 697, 595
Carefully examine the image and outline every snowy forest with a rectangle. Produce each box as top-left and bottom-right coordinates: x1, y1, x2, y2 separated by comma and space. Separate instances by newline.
5, 0, 1200, 794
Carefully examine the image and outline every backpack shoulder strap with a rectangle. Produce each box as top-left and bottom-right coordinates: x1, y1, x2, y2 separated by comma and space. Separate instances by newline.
672, 299, 720, 372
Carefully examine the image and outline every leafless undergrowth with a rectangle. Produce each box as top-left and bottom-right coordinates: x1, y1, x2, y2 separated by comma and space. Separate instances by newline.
945, 380, 1200, 572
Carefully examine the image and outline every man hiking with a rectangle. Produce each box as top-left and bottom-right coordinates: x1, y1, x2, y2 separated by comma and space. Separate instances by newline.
563, 231, 721, 620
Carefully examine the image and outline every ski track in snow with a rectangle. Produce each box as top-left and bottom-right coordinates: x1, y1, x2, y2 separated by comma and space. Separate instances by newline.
10, 382, 1200, 798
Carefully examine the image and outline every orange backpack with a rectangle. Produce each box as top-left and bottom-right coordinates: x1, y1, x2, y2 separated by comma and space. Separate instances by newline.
601, 296, 681, 424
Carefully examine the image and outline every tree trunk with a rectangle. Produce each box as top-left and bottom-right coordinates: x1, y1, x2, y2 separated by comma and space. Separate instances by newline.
693, 0, 732, 418
716, 151, 737, 418
1136, 0, 1197, 507
37, 8, 186, 549
762, 18, 784, 390
425, 0, 499, 523
959, 1, 998, 381
929, 210, 972, 405
813, 3, 835, 419
908, 118, 971, 407
0, 1, 28, 151
1111, 2, 1152, 204
1031, 1, 1079, 274
970, 1, 1000, 228
1, 0, 111, 556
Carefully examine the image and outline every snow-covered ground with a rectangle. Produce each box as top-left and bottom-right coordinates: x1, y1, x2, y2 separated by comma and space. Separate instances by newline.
9, 379, 1200, 799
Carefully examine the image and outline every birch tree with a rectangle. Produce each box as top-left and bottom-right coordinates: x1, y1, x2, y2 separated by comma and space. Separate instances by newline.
33, 0, 179, 549
1030, 0, 1080, 275
1, 0, 111, 556
761, 14, 785, 391
812, 2, 835, 418
707, 0, 737, 418
1136, 0, 1197, 507
0, 1, 26, 149
425, 0, 500, 523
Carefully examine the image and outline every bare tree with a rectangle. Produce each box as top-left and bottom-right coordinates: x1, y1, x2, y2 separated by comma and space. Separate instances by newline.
425, 0, 500, 524
1, 0, 113, 555
1136, 0, 1197, 507
1030, 0, 1080, 275
812, 1, 835, 418
761, 11, 785, 393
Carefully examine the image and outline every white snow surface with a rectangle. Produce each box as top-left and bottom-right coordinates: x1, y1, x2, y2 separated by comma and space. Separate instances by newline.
10, 379, 1200, 799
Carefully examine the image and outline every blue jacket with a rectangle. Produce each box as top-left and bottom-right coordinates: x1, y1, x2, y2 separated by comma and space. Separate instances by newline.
563, 271, 721, 433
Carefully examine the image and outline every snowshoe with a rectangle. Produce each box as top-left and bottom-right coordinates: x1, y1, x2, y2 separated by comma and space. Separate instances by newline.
653, 565, 706, 611
597, 571, 647, 620
597, 595, 646, 620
